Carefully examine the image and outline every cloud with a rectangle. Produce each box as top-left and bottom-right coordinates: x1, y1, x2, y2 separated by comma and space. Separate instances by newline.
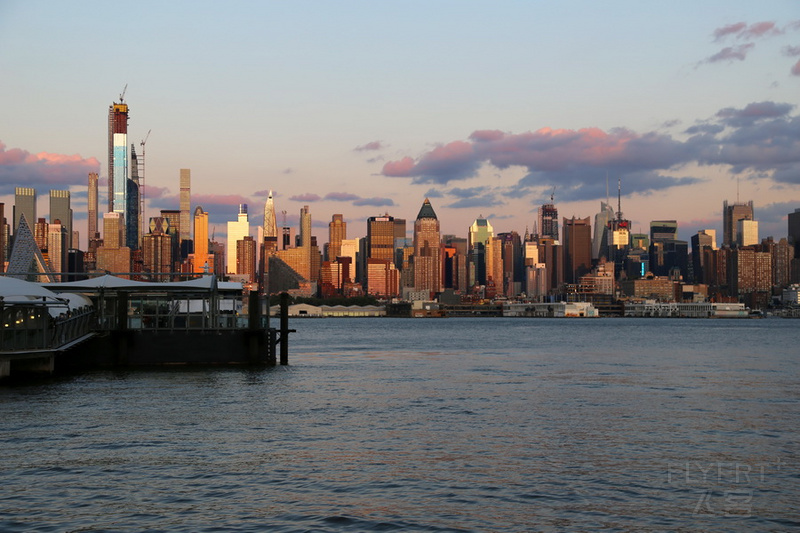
783, 45, 800, 57
713, 22, 747, 41
424, 188, 445, 198
282, 168, 293, 174
354, 141, 384, 151
353, 197, 395, 207
143, 185, 170, 200
0, 141, 100, 195
713, 21, 782, 41
324, 192, 361, 201
701, 43, 755, 64
792, 59, 800, 77
289, 193, 321, 202
380, 101, 800, 203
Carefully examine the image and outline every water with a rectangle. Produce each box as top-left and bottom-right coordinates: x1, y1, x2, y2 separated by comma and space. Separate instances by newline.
1, 317, 798, 531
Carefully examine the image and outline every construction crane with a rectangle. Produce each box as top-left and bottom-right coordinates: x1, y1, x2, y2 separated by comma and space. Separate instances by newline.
550, 186, 556, 203
138, 129, 151, 248
119, 83, 127, 103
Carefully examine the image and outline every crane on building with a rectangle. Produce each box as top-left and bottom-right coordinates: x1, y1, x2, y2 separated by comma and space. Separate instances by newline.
138, 129, 151, 249
119, 83, 127, 103
550, 186, 556, 204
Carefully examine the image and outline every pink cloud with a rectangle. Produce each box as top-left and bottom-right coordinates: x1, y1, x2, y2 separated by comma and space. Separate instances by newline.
742, 21, 781, 39
382, 156, 416, 176
289, 193, 321, 202
324, 192, 360, 201
354, 141, 384, 151
703, 43, 755, 64
0, 141, 100, 194
142, 185, 170, 200
469, 130, 505, 142
713, 22, 746, 41
793, 59, 800, 76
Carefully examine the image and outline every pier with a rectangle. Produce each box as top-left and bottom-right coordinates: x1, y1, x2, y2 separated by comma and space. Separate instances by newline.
0, 276, 293, 380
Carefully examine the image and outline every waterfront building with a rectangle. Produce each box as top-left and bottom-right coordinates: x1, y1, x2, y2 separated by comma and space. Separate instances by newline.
563, 216, 592, 285
13, 187, 36, 235
413, 199, 442, 296
723, 200, 754, 247
227, 204, 250, 274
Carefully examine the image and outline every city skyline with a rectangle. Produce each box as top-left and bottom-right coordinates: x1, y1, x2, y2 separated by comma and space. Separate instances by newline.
1, 2, 799, 247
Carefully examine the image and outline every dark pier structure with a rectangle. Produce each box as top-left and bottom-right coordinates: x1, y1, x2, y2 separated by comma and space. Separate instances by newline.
1, 275, 293, 380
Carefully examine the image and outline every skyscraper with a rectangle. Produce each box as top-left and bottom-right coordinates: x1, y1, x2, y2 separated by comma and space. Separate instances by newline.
88, 172, 99, 239
227, 204, 250, 274
108, 97, 129, 214
127, 145, 140, 249
723, 200, 754, 247
192, 205, 211, 274
539, 201, 559, 241
593, 201, 614, 260
563, 216, 592, 284
413, 198, 442, 295
367, 214, 395, 262
179, 169, 192, 245
738, 219, 759, 247
49, 190, 73, 251
328, 214, 346, 260
263, 190, 278, 239
13, 187, 36, 235
650, 220, 678, 243
468, 215, 493, 285
789, 208, 800, 260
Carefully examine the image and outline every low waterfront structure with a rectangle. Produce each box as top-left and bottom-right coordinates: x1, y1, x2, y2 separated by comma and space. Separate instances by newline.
623, 300, 747, 318
503, 301, 599, 318
269, 303, 385, 317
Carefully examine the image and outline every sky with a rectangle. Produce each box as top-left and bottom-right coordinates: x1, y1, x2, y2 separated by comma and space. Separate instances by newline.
1, 1, 799, 250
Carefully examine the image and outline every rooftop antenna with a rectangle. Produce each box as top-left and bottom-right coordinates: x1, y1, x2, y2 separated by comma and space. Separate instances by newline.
617, 178, 623, 221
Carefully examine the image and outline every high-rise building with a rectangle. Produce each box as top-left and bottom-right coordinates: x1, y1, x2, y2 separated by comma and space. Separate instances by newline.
789, 208, 800, 258
593, 201, 615, 260
367, 214, 395, 262
236, 235, 257, 282
179, 169, 191, 245
143, 217, 174, 276
126, 145, 140, 249
563, 216, 592, 284
192, 205, 212, 274
539, 202, 559, 241
691, 230, 715, 283
328, 214, 346, 261
13, 187, 36, 235
366, 258, 399, 297
88, 172, 99, 239
413, 199, 442, 296
96, 212, 131, 278
108, 97, 129, 214
650, 220, 678, 243
47, 221, 68, 281
263, 190, 278, 239
468, 215, 493, 286
49, 190, 73, 250
227, 204, 250, 274
723, 200, 754, 247
738, 219, 758, 247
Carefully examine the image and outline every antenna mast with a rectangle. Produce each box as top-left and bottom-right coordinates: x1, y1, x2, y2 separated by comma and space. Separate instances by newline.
617, 178, 623, 221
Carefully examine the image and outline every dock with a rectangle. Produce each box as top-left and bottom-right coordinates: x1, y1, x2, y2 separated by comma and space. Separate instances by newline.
1, 275, 293, 381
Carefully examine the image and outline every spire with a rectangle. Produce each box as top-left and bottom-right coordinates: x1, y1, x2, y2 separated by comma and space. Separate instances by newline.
416, 198, 438, 220
263, 190, 277, 238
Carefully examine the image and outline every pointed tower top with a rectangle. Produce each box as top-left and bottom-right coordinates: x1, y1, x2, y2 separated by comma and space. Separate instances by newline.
416, 198, 438, 220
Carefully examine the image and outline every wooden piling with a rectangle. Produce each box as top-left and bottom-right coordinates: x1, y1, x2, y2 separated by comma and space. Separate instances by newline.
280, 292, 289, 365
